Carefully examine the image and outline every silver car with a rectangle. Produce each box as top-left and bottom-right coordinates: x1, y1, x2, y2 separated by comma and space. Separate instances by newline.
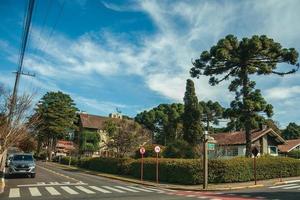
8, 153, 36, 178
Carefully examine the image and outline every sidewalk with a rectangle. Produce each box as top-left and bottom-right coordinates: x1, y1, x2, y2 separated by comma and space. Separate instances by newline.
48, 162, 300, 191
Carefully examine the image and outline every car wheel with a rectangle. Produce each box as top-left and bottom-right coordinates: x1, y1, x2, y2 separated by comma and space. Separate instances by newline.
30, 174, 35, 178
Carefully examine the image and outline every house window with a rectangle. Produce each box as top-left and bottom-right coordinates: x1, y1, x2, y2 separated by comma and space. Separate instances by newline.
226, 147, 238, 156
268, 146, 278, 155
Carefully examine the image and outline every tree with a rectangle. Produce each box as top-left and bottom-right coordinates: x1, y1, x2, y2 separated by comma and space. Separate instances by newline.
191, 35, 299, 157
34, 91, 78, 159
104, 119, 150, 158
282, 122, 300, 139
163, 140, 196, 158
135, 103, 184, 145
79, 130, 100, 156
182, 79, 203, 145
199, 100, 224, 131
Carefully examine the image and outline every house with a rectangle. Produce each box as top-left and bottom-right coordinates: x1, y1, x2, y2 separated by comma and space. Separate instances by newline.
278, 139, 300, 155
55, 140, 75, 156
210, 128, 286, 158
75, 112, 121, 157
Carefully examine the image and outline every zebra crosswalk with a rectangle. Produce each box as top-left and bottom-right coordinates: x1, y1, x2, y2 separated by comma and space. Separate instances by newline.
7, 184, 165, 198
269, 183, 300, 190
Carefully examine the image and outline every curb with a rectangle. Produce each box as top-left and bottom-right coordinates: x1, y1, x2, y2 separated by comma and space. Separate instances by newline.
0, 177, 5, 194
48, 162, 266, 191
274, 179, 300, 186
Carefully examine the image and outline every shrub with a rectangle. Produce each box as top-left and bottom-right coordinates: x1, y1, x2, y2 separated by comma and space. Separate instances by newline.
58, 155, 300, 185
287, 150, 300, 159
163, 140, 196, 158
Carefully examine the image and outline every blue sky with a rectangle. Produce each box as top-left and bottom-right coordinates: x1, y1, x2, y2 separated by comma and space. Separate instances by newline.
0, 0, 300, 127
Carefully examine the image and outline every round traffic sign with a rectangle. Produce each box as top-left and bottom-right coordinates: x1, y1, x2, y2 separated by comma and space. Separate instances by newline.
154, 145, 161, 153
140, 147, 146, 155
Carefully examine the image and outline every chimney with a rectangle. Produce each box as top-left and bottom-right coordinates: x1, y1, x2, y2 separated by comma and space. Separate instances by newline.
259, 123, 268, 130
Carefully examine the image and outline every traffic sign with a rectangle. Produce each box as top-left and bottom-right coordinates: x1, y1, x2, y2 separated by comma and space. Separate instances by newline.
154, 146, 161, 153
208, 143, 215, 151
140, 147, 146, 155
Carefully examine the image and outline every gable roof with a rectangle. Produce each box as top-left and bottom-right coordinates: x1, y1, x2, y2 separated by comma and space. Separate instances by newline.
211, 128, 285, 145
278, 139, 300, 153
79, 113, 124, 130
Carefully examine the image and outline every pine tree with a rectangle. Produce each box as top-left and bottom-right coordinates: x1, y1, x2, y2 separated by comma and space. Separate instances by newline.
182, 79, 203, 145
191, 35, 299, 157
34, 91, 78, 159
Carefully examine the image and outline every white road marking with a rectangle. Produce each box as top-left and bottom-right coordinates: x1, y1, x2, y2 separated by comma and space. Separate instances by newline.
37, 182, 46, 185
269, 184, 297, 189
61, 186, 79, 194
18, 182, 87, 187
283, 185, 300, 189
29, 187, 42, 196
127, 186, 153, 192
144, 187, 165, 193
115, 186, 140, 192
75, 186, 95, 194
89, 186, 112, 193
9, 188, 20, 198
45, 187, 61, 195
102, 186, 126, 193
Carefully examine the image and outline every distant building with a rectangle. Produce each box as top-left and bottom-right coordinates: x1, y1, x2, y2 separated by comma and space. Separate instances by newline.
211, 128, 286, 158
75, 112, 129, 157
55, 140, 75, 156
278, 139, 300, 154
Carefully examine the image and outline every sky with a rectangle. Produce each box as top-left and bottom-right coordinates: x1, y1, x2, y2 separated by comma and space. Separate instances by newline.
0, 0, 300, 128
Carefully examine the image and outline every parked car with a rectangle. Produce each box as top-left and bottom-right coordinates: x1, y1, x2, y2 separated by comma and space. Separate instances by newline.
7, 153, 36, 178
5, 154, 13, 167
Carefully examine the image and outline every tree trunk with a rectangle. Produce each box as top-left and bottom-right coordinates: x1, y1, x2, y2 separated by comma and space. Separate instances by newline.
241, 66, 252, 157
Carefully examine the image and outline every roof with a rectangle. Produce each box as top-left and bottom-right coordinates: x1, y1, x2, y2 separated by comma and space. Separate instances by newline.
211, 128, 285, 145
56, 140, 75, 150
79, 113, 122, 130
278, 139, 300, 153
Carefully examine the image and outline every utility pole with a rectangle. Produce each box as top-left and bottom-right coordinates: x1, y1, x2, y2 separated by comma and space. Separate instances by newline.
203, 130, 208, 189
10, 0, 35, 119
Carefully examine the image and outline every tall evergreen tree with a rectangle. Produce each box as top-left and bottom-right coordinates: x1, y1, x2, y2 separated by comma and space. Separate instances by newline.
282, 122, 300, 139
191, 35, 299, 157
182, 79, 203, 145
199, 100, 224, 131
34, 91, 78, 158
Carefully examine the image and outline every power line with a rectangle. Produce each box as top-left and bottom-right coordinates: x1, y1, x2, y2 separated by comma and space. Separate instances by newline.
40, 0, 66, 53
10, 0, 35, 116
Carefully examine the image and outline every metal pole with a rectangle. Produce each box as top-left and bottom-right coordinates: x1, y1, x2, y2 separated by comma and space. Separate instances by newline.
141, 154, 144, 182
203, 132, 208, 189
156, 152, 159, 184
254, 156, 257, 185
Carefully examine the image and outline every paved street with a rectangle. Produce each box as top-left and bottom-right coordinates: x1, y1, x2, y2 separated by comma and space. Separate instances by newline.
0, 161, 299, 200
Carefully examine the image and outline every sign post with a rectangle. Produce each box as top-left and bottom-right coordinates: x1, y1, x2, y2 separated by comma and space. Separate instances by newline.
154, 146, 161, 184
139, 147, 145, 182
251, 147, 259, 185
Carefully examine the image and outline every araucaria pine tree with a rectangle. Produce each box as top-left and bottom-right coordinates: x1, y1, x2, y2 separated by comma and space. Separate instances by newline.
190, 35, 299, 157
182, 79, 203, 145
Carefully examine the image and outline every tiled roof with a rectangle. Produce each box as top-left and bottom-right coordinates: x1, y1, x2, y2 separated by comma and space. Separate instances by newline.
210, 128, 285, 145
79, 113, 123, 129
278, 139, 300, 153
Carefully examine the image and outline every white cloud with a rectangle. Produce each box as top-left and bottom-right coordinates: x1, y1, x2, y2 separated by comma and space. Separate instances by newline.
266, 86, 300, 100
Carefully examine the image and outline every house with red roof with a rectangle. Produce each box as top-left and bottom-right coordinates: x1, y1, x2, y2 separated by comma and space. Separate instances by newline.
210, 128, 286, 158
278, 139, 300, 154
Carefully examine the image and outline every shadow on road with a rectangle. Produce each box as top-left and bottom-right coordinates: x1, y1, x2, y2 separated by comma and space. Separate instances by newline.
231, 191, 300, 200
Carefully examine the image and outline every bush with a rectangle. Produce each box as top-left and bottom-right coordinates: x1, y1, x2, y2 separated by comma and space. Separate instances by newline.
60, 156, 78, 165
163, 140, 196, 158
287, 150, 300, 159
58, 155, 300, 185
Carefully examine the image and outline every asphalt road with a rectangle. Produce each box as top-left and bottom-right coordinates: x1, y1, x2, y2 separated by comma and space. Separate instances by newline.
0, 161, 299, 200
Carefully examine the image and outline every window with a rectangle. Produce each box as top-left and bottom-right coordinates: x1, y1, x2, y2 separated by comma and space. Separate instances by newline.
226, 147, 238, 156
268, 146, 278, 155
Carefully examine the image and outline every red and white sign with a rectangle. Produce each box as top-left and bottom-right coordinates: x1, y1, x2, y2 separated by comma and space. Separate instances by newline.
140, 147, 146, 155
154, 146, 161, 153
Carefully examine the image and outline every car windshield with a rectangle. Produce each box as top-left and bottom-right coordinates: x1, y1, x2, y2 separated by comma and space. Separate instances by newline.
13, 155, 33, 161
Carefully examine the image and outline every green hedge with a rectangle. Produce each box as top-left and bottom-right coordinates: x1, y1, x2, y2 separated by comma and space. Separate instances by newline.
59, 156, 300, 185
